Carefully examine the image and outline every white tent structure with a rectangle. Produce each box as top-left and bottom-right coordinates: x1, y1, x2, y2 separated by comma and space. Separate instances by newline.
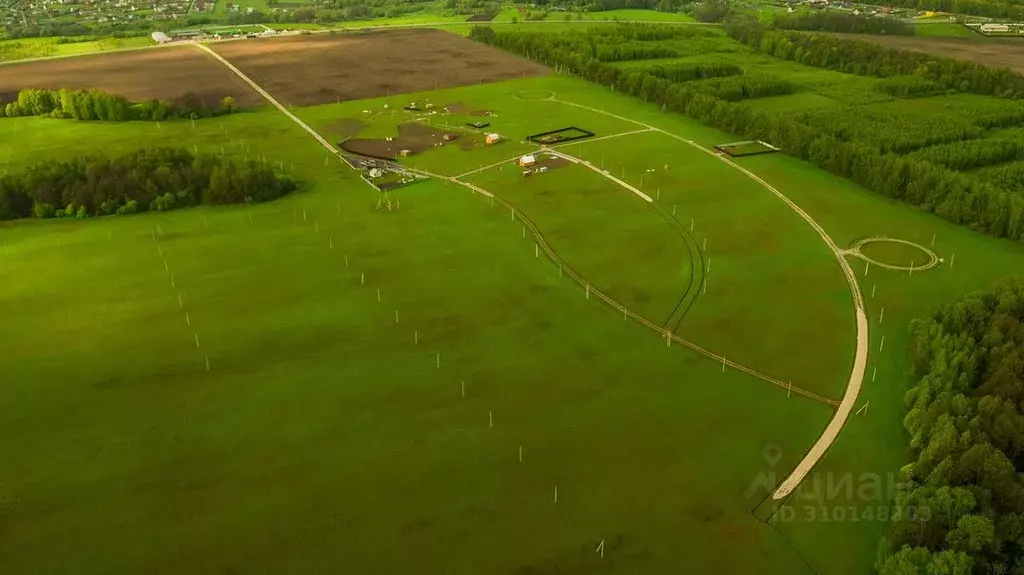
151, 31, 172, 43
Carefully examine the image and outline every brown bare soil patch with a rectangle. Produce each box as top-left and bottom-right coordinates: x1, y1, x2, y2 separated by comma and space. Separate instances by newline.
209, 28, 549, 106
469, 109, 495, 116
341, 122, 470, 158
0, 46, 262, 107
535, 156, 570, 170
443, 102, 468, 113
833, 33, 1024, 74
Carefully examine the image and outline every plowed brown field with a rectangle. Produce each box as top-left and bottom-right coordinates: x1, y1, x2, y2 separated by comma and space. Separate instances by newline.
834, 33, 1024, 74
208, 28, 549, 106
0, 46, 263, 107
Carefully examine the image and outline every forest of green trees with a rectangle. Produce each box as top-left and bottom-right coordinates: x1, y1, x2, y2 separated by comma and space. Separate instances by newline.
0, 88, 236, 121
770, 11, 915, 35
875, 280, 1024, 574
726, 22, 1024, 99
468, 23, 1024, 243
0, 147, 296, 221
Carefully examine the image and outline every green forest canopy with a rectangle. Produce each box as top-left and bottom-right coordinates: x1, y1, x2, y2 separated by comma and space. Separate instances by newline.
0, 87, 236, 121
877, 280, 1024, 574
0, 147, 297, 221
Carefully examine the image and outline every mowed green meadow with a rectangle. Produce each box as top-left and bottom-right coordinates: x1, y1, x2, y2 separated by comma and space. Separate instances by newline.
296, 76, 855, 398
293, 74, 1024, 574
527, 74, 1024, 574
1, 78, 830, 574
5, 63, 1024, 574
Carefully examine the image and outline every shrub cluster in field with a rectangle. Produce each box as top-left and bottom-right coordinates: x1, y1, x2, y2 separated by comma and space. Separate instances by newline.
0, 147, 297, 221
470, 24, 1024, 243
876, 280, 1024, 574
0, 88, 237, 121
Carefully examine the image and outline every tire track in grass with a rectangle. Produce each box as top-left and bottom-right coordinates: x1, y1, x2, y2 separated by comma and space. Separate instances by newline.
546, 96, 867, 501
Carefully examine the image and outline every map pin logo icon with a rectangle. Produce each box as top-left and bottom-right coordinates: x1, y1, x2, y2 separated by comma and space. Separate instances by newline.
763, 445, 783, 468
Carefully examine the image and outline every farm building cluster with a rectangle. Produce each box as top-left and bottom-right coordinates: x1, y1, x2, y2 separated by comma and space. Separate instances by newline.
517, 153, 568, 177
341, 155, 427, 193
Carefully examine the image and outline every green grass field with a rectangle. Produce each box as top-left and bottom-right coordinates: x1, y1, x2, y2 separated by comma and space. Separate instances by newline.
911, 22, 978, 38
0, 79, 833, 573
0, 35, 154, 63
4, 37, 1024, 575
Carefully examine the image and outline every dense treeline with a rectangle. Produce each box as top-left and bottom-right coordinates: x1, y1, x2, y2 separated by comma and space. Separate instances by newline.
217, 0, 487, 26
483, 23, 720, 63
875, 76, 946, 98
469, 24, 1024, 243
537, 0, 662, 10
725, 19, 1024, 99
4, 16, 155, 39
0, 148, 296, 221
790, 107, 983, 154
691, 73, 794, 101
639, 61, 743, 82
596, 43, 679, 62
876, 280, 1024, 574
0, 88, 236, 121
771, 11, 914, 35
693, 0, 731, 22
976, 161, 1024, 193
910, 139, 1024, 171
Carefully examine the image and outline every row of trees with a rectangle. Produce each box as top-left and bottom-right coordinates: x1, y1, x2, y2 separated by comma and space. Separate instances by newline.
910, 138, 1024, 171
468, 25, 1024, 243
0, 147, 297, 221
638, 61, 743, 83
725, 18, 1024, 99
790, 107, 984, 154
770, 11, 915, 35
976, 161, 1024, 193
0, 88, 236, 121
876, 280, 1024, 574
875, 75, 946, 98
693, 73, 794, 101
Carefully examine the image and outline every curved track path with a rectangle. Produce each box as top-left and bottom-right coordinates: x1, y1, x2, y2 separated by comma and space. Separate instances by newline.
200, 42, 863, 498
546, 97, 868, 500
845, 236, 941, 272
